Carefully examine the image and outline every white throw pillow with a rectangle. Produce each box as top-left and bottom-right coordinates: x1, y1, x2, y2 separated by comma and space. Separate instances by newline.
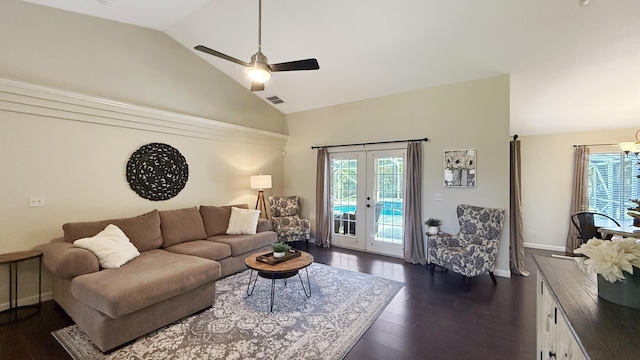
226, 207, 261, 235
73, 224, 140, 268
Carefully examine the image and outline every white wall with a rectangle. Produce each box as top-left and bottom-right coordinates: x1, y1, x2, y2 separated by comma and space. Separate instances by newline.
283, 75, 512, 276
520, 127, 638, 251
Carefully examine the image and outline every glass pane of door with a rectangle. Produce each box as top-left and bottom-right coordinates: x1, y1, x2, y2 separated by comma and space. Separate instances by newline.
367, 150, 405, 257
374, 156, 404, 243
330, 152, 365, 250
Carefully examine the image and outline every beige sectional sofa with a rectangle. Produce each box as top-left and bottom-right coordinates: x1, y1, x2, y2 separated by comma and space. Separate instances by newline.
39, 204, 276, 352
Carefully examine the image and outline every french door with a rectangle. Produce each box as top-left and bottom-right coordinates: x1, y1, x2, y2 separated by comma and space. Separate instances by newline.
330, 149, 405, 258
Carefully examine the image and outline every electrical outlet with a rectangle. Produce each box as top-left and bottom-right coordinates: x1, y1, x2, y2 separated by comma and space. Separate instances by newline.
29, 195, 45, 207
532, 231, 537, 239
435, 193, 443, 201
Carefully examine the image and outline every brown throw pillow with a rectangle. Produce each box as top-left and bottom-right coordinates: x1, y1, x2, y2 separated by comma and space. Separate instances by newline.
200, 204, 249, 237
63, 210, 163, 252
159, 207, 207, 247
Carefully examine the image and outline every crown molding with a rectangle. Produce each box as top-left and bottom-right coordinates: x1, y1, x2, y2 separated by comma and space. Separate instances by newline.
0, 77, 287, 149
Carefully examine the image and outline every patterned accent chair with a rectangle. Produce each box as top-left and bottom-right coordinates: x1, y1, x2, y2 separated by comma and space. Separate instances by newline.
428, 204, 505, 290
269, 196, 311, 243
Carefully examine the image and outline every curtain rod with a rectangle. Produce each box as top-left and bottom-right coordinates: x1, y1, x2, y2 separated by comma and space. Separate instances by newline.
573, 143, 619, 147
311, 137, 428, 149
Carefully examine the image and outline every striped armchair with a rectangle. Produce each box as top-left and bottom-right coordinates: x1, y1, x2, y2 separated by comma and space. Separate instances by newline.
428, 204, 505, 290
268, 196, 311, 243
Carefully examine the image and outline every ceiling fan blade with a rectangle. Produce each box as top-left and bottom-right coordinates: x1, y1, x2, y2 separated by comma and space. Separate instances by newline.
251, 82, 265, 92
269, 58, 319, 72
194, 45, 250, 67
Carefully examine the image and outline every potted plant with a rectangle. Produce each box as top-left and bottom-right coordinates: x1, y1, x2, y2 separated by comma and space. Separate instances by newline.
271, 242, 291, 258
425, 218, 441, 235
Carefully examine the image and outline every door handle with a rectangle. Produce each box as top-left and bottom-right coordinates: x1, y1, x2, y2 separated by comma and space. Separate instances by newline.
366, 204, 371, 208
366, 196, 371, 200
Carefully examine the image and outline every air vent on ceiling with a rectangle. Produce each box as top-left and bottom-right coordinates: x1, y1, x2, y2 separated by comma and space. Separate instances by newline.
266, 96, 284, 105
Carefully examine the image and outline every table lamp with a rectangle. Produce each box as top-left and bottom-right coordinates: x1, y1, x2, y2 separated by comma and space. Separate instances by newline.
250, 174, 272, 218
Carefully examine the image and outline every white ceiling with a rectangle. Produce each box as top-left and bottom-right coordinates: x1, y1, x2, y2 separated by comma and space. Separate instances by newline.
22, 0, 640, 136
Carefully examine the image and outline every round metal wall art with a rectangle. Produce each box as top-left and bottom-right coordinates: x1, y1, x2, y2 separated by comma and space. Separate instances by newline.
126, 143, 189, 201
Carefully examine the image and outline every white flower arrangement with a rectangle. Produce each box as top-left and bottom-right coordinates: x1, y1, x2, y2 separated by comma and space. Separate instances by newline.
573, 238, 640, 283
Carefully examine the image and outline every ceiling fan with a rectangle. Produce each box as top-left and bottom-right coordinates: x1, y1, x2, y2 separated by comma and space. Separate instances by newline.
195, 0, 319, 92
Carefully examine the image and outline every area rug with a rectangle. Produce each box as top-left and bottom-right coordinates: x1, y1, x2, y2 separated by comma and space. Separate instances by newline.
52, 263, 404, 360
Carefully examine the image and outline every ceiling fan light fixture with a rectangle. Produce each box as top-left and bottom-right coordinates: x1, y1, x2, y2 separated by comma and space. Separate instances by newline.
245, 51, 271, 83
193, 0, 318, 92
245, 66, 271, 83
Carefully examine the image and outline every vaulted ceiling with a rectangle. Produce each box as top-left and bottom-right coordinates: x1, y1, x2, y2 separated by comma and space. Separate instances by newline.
22, 0, 640, 135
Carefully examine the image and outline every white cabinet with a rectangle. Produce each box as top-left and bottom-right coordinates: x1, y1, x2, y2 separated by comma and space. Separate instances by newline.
537, 271, 586, 360
535, 255, 640, 359
556, 313, 586, 360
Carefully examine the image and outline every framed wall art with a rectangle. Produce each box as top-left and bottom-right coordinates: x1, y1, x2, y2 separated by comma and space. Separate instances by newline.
444, 149, 476, 187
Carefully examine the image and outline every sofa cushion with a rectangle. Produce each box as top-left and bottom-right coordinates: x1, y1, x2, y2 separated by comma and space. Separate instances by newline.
159, 207, 207, 248
164, 240, 232, 261
199, 204, 248, 237
63, 210, 162, 252
73, 224, 140, 269
209, 231, 276, 256
226, 207, 260, 235
70, 250, 220, 319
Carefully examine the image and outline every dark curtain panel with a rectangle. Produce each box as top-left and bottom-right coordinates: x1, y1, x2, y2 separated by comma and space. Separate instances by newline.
315, 148, 331, 247
509, 139, 529, 276
403, 141, 426, 264
566, 146, 590, 253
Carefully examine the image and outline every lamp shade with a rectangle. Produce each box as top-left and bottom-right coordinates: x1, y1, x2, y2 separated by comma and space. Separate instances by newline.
250, 174, 272, 190
620, 129, 640, 154
620, 142, 636, 153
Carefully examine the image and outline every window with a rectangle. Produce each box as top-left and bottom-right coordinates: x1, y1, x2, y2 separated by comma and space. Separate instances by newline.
588, 152, 640, 226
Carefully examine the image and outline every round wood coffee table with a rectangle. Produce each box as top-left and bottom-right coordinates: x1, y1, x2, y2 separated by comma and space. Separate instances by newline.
244, 250, 314, 312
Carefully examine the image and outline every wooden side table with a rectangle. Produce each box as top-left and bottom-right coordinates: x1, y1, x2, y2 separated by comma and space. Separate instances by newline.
0, 250, 42, 322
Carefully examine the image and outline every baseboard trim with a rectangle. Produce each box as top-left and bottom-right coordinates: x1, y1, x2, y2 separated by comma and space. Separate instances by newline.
0, 291, 53, 312
524, 242, 566, 252
494, 269, 511, 278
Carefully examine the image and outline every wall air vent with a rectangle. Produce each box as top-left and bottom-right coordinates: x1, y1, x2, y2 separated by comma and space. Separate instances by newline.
266, 96, 284, 105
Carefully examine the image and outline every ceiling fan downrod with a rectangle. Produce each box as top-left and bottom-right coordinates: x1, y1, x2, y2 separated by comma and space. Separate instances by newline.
257, 0, 262, 53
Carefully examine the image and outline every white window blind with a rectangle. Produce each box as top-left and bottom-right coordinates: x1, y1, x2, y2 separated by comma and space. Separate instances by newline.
588, 152, 640, 226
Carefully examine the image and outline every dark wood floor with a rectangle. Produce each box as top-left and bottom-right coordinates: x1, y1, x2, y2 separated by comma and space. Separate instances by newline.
0, 245, 557, 360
